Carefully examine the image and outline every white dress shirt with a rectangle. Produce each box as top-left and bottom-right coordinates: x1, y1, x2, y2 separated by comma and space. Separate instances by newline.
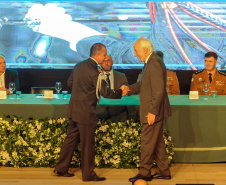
0, 72, 5, 88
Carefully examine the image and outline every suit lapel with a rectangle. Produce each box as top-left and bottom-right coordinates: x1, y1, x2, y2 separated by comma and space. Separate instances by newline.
140, 55, 152, 85
113, 70, 116, 88
5, 69, 10, 88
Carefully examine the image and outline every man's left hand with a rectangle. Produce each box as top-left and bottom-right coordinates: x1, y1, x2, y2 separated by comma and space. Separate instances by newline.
146, 113, 156, 125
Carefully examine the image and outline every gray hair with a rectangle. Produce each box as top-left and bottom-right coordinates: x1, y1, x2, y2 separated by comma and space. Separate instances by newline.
136, 38, 153, 53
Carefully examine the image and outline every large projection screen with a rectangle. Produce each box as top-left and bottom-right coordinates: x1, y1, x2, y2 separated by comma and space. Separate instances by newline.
0, 1, 225, 70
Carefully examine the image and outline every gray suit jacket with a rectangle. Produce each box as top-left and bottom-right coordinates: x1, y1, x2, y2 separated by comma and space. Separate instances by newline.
128, 53, 171, 123
67, 58, 122, 125
113, 70, 128, 89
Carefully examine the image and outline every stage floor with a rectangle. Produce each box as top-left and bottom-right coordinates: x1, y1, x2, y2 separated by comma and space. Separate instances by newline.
0, 163, 225, 185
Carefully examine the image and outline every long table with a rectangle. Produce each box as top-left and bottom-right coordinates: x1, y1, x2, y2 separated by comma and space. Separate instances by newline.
1, 94, 226, 163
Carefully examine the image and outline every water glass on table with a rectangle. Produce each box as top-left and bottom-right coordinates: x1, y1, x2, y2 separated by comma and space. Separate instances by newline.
9, 82, 15, 99
62, 91, 68, 99
55, 82, 62, 99
16, 91, 21, 99
211, 91, 217, 98
203, 82, 209, 100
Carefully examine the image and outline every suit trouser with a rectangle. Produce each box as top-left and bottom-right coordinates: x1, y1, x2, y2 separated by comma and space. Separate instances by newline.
54, 120, 97, 181
139, 120, 170, 177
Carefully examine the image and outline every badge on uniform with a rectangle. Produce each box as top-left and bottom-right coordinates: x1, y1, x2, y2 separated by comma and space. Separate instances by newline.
167, 77, 173, 81
216, 81, 224, 85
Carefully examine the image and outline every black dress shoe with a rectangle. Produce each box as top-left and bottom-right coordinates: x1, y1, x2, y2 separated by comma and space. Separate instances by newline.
152, 173, 171, 179
129, 174, 152, 182
53, 170, 74, 177
92, 176, 106, 181
84, 176, 106, 181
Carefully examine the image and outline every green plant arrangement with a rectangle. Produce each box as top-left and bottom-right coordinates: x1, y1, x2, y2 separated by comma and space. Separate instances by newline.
0, 116, 174, 168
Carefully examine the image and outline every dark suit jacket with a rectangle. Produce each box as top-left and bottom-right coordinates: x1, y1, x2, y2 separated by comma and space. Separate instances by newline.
113, 70, 128, 89
5, 69, 20, 91
67, 58, 122, 125
128, 53, 171, 123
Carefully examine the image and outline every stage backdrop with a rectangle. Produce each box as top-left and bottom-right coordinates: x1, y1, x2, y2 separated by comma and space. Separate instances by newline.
0, 1, 226, 70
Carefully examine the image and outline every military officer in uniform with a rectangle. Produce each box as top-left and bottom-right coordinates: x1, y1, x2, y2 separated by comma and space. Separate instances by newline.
190, 52, 226, 95
166, 70, 180, 95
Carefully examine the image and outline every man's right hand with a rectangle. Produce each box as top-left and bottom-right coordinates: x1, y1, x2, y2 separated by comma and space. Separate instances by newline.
120, 85, 130, 96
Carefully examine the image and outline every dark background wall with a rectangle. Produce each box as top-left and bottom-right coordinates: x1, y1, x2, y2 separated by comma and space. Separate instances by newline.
17, 69, 198, 94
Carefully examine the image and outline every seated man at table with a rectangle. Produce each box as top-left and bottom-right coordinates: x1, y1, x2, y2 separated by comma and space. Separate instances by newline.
0, 55, 20, 95
190, 52, 226, 95
100, 54, 128, 89
97, 54, 129, 121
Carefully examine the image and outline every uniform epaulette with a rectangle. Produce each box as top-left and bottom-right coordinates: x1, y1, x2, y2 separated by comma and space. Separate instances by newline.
218, 71, 226, 76
195, 69, 204, 74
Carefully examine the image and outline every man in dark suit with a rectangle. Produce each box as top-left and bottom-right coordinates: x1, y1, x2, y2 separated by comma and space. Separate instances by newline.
54, 43, 123, 181
100, 54, 128, 89
0, 55, 19, 94
122, 38, 171, 182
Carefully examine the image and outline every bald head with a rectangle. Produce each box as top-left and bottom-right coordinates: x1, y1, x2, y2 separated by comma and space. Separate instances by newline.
90, 43, 107, 64
133, 179, 148, 185
134, 38, 153, 62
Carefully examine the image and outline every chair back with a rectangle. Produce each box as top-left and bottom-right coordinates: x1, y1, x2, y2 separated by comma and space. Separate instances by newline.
30, 87, 56, 94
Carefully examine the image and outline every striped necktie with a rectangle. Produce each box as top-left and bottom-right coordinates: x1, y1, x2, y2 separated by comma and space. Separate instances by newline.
106, 73, 111, 88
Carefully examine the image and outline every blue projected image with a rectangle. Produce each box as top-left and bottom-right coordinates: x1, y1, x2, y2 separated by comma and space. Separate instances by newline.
0, 1, 226, 70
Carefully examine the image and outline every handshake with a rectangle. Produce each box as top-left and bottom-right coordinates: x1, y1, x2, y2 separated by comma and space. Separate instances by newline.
120, 85, 130, 96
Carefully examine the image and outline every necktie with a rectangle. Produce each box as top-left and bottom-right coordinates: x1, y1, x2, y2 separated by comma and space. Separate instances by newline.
209, 73, 212, 84
106, 73, 111, 89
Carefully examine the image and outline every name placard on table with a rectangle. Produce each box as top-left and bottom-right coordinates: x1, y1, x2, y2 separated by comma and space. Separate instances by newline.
189, 91, 199, 100
0, 91, 7, 99
44, 90, 53, 99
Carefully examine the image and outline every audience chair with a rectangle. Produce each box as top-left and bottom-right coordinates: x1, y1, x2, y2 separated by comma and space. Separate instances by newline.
30, 87, 56, 94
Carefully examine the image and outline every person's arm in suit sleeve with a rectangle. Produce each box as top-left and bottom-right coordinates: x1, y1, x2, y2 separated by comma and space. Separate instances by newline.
128, 81, 141, 95
149, 61, 165, 115
100, 80, 122, 99
92, 72, 122, 99
67, 70, 73, 88
171, 73, 180, 95
121, 74, 128, 86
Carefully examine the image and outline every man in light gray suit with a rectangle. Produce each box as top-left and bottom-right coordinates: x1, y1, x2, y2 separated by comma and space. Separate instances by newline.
123, 38, 171, 182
